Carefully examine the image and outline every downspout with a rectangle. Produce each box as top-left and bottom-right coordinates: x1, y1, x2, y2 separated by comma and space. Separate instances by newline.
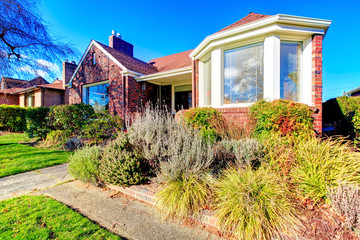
122, 74, 126, 127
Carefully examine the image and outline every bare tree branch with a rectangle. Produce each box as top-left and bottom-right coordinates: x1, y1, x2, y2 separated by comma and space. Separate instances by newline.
0, 0, 78, 79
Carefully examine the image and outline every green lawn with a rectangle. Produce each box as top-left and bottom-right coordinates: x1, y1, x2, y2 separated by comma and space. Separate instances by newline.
0, 133, 70, 177
0, 195, 121, 239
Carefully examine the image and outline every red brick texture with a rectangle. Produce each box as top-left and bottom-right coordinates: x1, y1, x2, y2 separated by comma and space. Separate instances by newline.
108, 183, 218, 229
312, 34, 323, 133
0, 93, 19, 105
69, 44, 148, 119
192, 60, 199, 108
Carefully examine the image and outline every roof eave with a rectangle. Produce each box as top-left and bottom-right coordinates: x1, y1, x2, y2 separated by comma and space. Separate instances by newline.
135, 66, 192, 82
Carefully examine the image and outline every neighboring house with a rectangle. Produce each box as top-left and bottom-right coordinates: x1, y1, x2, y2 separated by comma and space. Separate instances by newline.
69, 12, 331, 132
0, 75, 67, 107
345, 87, 360, 97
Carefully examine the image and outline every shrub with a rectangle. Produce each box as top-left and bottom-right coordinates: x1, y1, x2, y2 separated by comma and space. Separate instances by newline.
158, 126, 214, 181
128, 106, 179, 169
291, 137, 360, 203
42, 130, 70, 148
82, 113, 123, 144
0, 105, 27, 132
68, 145, 102, 184
213, 118, 253, 140
99, 133, 147, 187
250, 99, 314, 138
155, 173, 210, 219
261, 134, 297, 180
183, 107, 224, 142
352, 110, 360, 146
328, 183, 360, 233
25, 107, 50, 139
48, 103, 94, 135
214, 166, 299, 239
220, 138, 264, 168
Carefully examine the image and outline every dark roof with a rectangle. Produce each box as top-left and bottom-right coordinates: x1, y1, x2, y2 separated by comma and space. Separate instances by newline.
16, 76, 49, 88
148, 49, 193, 73
217, 12, 272, 33
0, 77, 26, 90
95, 41, 158, 75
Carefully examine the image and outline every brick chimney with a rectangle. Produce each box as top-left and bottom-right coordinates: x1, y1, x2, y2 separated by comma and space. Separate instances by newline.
109, 31, 133, 56
62, 61, 77, 104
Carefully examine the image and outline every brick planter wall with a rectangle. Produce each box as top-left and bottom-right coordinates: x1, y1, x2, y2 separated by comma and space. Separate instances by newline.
107, 183, 219, 229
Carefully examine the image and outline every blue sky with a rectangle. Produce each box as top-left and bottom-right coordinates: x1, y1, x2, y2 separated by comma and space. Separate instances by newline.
40, 0, 360, 101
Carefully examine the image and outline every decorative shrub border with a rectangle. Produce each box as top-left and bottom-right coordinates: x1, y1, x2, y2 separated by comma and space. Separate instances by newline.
107, 183, 218, 229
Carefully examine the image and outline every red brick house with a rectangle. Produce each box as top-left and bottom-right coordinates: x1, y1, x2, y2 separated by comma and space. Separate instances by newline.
0, 76, 66, 107
68, 12, 331, 132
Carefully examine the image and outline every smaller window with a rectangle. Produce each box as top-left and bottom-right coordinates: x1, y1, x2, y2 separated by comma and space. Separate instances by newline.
92, 52, 96, 65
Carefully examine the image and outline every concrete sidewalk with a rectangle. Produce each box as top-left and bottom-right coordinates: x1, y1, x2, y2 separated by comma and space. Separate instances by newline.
0, 163, 73, 200
33, 180, 223, 240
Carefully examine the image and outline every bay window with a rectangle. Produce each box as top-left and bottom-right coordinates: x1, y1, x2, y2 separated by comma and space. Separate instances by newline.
224, 43, 264, 104
82, 81, 109, 113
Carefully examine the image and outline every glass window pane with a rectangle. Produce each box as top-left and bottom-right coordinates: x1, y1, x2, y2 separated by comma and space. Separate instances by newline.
204, 58, 211, 106
83, 82, 109, 113
224, 43, 264, 104
280, 42, 301, 102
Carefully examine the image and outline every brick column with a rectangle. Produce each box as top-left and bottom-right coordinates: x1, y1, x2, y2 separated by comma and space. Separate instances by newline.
312, 34, 323, 134
192, 60, 199, 108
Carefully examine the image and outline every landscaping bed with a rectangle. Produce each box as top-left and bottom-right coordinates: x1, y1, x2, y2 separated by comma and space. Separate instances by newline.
0, 133, 70, 177
0, 195, 121, 239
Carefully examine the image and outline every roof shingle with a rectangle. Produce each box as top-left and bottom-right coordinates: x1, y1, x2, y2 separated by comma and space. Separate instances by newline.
217, 12, 271, 33
148, 49, 193, 73
96, 41, 158, 75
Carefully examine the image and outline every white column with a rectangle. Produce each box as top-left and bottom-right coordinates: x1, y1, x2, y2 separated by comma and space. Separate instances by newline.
264, 35, 280, 100
198, 61, 205, 107
301, 37, 313, 106
171, 84, 175, 113
211, 49, 223, 108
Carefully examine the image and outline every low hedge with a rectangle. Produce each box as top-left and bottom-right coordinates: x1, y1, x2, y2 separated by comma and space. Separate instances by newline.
0, 105, 27, 132
323, 96, 360, 138
49, 103, 95, 135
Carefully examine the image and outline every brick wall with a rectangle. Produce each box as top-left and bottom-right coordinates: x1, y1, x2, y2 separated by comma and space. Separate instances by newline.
43, 89, 64, 107
63, 62, 77, 105
192, 60, 199, 107
0, 93, 19, 105
34, 90, 42, 107
312, 34, 323, 133
70, 44, 147, 118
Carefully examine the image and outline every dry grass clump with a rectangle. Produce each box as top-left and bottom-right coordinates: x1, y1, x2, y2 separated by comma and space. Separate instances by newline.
291, 137, 360, 203
155, 173, 211, 219
214, 166, 300, 239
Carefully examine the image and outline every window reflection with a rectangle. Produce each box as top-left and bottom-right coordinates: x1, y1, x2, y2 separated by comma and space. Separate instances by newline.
280, 42, 301, 102
224, 43, 264, 104
83, 82, 109, 113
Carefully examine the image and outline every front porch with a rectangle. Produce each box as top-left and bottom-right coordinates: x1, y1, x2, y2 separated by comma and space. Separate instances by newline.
136, 67, 192, 113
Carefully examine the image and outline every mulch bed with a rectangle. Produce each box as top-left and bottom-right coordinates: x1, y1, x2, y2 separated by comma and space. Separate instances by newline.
298, 200, 359, 240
